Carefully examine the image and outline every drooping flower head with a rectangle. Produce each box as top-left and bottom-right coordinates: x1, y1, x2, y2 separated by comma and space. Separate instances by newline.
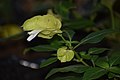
22, 10, 62, 41
57, 47, 74, 62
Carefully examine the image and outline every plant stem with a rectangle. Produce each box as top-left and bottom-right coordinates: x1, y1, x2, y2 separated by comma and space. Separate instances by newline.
58, 34, 72, 49
63, 30, 72, 47
57, 34, 67, 43
63, 30, 72, 42
73, 42, 82, 50
81, 60, 89, 67
74, 52, 89, 66
91, 60, 95, 67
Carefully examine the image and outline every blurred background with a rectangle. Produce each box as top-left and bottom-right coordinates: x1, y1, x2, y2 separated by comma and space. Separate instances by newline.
0, 0, 120, 80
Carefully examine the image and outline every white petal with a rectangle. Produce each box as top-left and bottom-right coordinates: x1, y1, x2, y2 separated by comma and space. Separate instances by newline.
28, 30, 40, 35
27, 30, 41, 41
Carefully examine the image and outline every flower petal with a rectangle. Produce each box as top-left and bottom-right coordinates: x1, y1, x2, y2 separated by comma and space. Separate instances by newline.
57, 47, 74, 62
27, 30, 41, 41
28, 30, 40, 35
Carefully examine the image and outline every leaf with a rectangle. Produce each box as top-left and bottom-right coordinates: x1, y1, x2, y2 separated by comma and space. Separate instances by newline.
80, 29, 113, 44
52, 76, 81, 80
79, 52, 91, 60
88, 48, 109, 54
101, 0, 116, 9
50, 40, 63, 49
31, 45, 57, 52
109, 56, 120, 67
54, 0, 73, 19
83, 67, 107, 80
91, 55, 98, 62
109, 51, 120, 66
71, 41, 79, 44
40, 57, 57, 68
109, 67, 120, 74
108, 72, 120, 79
95, 58, 109, 69
108, 72, 115, 79
45, 65, 89, 79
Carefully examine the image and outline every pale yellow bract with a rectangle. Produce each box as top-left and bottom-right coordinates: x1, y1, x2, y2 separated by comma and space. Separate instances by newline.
22, 11, 62, 41
57, 47, 74, 62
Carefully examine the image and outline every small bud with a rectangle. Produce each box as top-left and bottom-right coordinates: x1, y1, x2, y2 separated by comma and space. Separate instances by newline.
57, 47, 74, 62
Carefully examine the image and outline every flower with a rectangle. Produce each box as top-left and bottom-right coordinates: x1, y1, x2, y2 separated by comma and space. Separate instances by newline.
57, 47, 74, 62
22, 11, 62, 41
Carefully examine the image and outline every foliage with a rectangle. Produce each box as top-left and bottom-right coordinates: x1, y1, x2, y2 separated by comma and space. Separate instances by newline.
22, 0, 120, 80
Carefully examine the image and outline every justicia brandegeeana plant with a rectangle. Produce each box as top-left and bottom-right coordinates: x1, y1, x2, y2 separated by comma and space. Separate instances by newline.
22, 10, 75, 63
22, 9, 120, 80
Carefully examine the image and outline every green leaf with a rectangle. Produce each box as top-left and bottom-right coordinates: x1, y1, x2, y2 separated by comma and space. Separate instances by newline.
31, 45, 57, 52
108, 72, 115, 79
91, 55, 98, 62
101, 0, 116, 9
50, 40, 63, 49
70, 41, 79, 44
108, 72, 120, 79
109, 56, 120, 67
95, 58, 110, 69
52, 76, 81, 80
79, 52, 91, 60
45, 65, 88, 79
88, 48, 109, 54
91, 55, 99, 67
83, 67, 107, 80
80, 29, 113, 44
40, 57, 57, 68
109, 67, 120, 74
54, 0, 73, 19
109, 51, 120, 66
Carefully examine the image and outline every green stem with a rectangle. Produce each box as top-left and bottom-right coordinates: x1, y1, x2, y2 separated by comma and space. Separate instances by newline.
81, 60, 89, 67
63, 30, 72, 42
63, 30, 72, 47
57, 34, 67, 43
91, 60, 95, 67
74, 51, 81, 60
58, 34, 72, 49
74, 52, 89, 66
73, 42, 82, 50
